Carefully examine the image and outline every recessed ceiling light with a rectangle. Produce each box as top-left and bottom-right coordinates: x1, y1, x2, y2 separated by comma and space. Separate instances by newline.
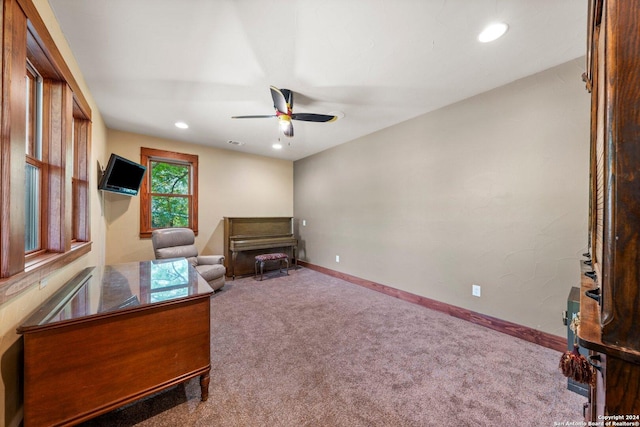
272, 143, 283, 150
174, 121, 189, 129
478, 22, 509, 43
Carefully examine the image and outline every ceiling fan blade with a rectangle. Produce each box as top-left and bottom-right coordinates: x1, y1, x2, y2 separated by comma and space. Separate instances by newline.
291, 113, 337, 123
270, 86, 289, 114
231, 115, 277, 119
281, 89, 293, 109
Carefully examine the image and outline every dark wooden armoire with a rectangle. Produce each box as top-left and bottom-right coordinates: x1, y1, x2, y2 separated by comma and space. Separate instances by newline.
577, 0, 640, 417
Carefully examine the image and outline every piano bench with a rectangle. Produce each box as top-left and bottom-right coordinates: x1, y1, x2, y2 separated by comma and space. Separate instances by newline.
254, 253, 289, 281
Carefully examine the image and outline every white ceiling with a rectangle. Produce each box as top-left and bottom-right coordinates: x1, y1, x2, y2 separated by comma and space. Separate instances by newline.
49, 0, 587, 161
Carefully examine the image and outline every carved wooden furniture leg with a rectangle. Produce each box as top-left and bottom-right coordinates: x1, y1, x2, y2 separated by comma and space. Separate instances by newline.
200, 370, 210, 401
231, 251, 238, 280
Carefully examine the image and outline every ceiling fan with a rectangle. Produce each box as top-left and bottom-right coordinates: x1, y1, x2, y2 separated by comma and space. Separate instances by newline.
232, 86, 338, 137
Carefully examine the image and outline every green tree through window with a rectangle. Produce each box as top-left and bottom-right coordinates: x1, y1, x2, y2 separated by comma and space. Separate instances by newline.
150, 161, 190, 228
140, 147, 199, 238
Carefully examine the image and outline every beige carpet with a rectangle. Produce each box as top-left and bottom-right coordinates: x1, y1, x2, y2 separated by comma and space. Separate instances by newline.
83, 267, 586, 426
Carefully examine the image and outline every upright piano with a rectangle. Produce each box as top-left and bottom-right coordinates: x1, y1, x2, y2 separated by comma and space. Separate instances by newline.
223, 217, 297, 279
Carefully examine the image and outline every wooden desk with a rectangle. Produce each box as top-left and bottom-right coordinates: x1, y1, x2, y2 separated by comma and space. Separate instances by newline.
17, 258, 213, 427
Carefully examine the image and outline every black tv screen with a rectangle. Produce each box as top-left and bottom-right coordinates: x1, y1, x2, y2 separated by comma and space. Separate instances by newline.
98, 154, 146, 196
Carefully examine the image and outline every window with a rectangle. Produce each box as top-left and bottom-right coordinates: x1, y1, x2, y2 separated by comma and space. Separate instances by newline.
25, 62, 44, 254
140, 148, 198, 238
0, 0, 92, 300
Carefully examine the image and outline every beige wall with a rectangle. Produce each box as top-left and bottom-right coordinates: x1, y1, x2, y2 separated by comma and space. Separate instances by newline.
105, 130, 294, 264
0, 1, 109, 425
294, 58, 590, 338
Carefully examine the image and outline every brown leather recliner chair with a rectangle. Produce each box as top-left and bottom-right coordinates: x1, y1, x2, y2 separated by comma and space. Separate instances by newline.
151, 228, 226, 291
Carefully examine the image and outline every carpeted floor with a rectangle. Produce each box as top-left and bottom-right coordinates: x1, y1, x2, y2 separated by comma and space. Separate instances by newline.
83, 267, 586, 426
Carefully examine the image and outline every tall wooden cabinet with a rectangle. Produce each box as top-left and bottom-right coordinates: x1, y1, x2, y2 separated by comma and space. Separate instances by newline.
577, 0, 640, 417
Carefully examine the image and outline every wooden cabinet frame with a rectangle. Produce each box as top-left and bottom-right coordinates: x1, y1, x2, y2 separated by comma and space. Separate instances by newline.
579, 0, 640, 417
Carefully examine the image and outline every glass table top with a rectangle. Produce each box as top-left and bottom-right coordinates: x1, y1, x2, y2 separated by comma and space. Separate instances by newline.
19, 258, 213, 330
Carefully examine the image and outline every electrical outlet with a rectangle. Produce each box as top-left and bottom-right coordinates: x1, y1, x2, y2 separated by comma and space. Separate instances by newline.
472, 284, 481, 297
302, 220, 306, 226
336, 255, 340, 263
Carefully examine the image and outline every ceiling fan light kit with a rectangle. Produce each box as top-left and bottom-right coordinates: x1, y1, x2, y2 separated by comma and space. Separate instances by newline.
232, 86, 338, 138
278, 114, 293, 136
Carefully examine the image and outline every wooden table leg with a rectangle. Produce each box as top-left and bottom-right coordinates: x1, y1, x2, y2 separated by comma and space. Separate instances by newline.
200, 370, 210, 401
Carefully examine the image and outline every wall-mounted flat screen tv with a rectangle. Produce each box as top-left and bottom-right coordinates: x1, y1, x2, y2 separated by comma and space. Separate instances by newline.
98, 154, 147, 196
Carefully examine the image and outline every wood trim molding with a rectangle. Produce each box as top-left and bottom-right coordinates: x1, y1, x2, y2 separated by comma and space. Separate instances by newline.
0, 241, 91, 305
1, 0, 28, 277
299, 261, 567, 352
